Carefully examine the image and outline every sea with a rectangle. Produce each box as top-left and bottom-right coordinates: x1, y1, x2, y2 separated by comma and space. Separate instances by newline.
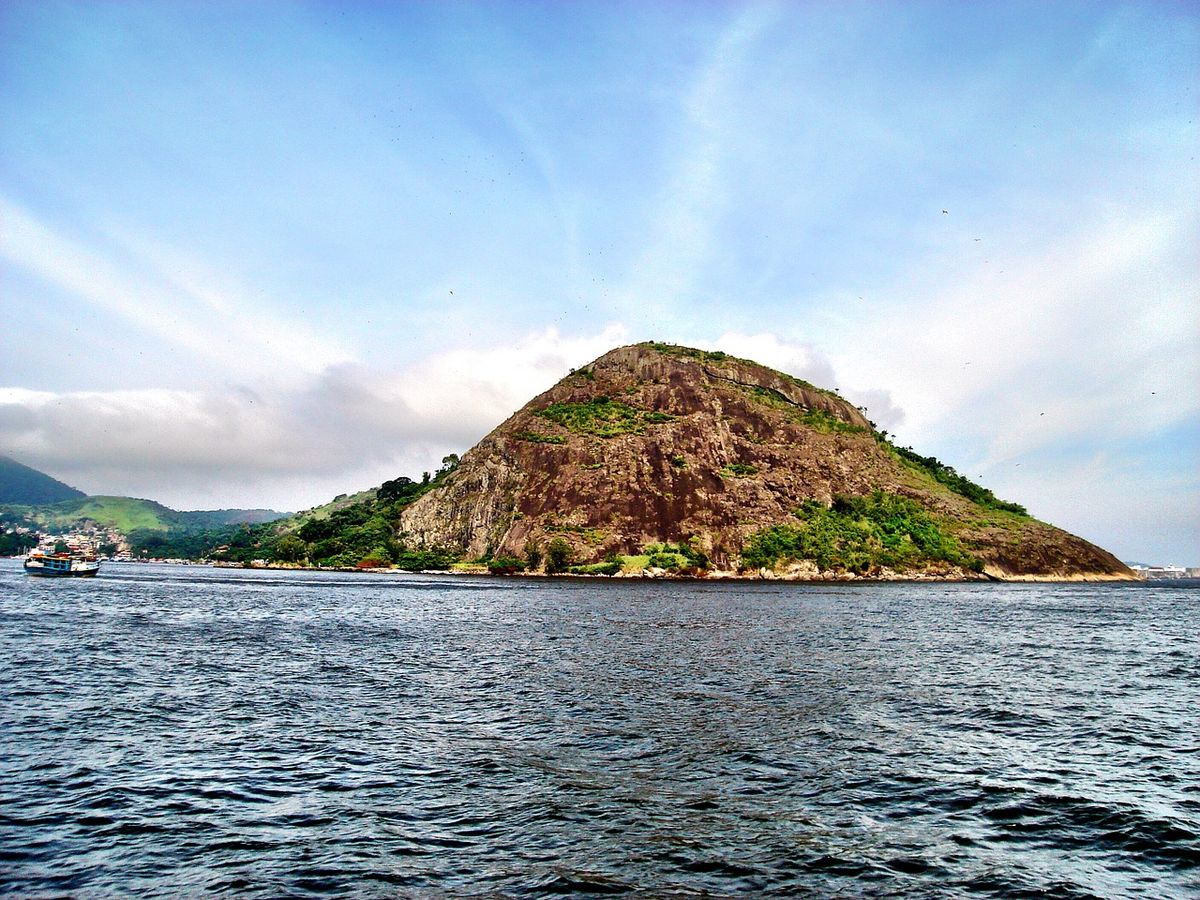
1, 559, 1197, 898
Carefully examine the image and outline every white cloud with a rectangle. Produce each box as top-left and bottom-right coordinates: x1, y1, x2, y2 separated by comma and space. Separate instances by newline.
825, 206, 1199, 456
0, 195, 350, 381
0, 324, 631, 510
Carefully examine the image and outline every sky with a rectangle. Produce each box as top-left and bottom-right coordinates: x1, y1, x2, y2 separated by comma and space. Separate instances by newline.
1, 1, 1197, 564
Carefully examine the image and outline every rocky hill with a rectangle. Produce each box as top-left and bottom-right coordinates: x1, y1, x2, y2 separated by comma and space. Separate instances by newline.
398, 342, 1133, 581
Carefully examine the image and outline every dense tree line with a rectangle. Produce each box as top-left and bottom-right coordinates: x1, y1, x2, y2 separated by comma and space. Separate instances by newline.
0, 531, 37, 556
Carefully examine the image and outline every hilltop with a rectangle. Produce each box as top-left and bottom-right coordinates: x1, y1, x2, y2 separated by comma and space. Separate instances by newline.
394, 343, 1132, 581
0, 455, 86, 505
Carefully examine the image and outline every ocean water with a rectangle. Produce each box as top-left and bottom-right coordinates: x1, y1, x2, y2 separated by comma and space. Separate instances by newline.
1, 560, 1197, 898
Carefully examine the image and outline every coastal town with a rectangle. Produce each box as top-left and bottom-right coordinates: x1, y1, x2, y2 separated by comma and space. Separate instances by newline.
2, 521, 131, 560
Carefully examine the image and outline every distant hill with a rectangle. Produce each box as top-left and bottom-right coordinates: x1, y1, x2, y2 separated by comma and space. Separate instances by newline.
0, 455, 86, 505
176, 508, 291, 528
0, 495, 288, 536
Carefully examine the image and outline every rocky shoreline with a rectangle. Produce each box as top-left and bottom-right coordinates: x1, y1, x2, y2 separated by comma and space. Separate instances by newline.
214, 560, 1140, 583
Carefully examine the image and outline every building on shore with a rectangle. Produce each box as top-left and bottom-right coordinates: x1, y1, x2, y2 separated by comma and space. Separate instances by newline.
1130, 564, 1192, 580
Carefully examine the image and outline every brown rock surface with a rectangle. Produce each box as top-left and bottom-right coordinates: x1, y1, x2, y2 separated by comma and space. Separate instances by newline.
397, 343, 1135, 581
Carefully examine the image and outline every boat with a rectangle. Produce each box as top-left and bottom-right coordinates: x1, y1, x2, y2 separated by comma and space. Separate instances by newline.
23, 551, 101, 578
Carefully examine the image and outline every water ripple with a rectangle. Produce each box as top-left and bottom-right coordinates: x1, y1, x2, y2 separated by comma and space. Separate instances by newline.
1, 561, 1197, 897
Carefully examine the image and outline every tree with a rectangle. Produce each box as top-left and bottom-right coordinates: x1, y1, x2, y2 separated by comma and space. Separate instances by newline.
274, 535, 307, 564
524, 540, 543, 571
298, 517, 337, 542
545, 538, 573, 574
0, 531, 37, 556
377, 476, 416, 502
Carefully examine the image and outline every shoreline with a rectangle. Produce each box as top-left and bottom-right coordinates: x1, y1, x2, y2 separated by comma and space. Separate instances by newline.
3, 556, 1142, 583
204, 560, 1142, 584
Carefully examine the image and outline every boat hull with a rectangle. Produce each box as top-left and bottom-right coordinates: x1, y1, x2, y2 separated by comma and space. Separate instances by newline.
24, 567, 100, 577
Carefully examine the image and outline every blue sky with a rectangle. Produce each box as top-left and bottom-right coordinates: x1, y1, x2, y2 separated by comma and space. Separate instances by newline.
1, 1, 1196, 563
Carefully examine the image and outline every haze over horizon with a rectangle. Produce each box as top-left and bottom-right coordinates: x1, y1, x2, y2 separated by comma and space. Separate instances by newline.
1, 1, 1196, 563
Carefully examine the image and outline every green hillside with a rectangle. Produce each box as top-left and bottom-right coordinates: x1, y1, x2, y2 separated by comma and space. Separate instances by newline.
0, 455, 86, 505
176, 508, 290, 528
14, 496, 182, 532
0, 495, 288, 541
117, 463, 457, 565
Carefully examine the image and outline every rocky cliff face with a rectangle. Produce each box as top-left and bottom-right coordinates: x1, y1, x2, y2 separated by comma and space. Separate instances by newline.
398, 343, 1134, 581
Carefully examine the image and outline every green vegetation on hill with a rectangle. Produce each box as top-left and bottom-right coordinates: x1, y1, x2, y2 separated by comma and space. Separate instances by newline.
645, 341, 746, 366
0, 530, 37, 556
797, 409, 867, 434
888, 445, 1027, 515
12, 496, 180, 532
742, 491, 982, 574
0, 492, 288, 561
0, 456, 86, 505
1, 494, 289, 537
644, 342, 835, 397
721, 463, 759, 478
537, 396, 674, 438
0, 494, 288, 537
128, 526, 250, 560
176, 508, 287, 528
192, 456, 465, 567
736, 382, 865, 434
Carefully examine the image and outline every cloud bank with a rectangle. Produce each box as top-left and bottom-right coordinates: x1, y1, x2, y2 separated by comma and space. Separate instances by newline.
0, 326, 633, 510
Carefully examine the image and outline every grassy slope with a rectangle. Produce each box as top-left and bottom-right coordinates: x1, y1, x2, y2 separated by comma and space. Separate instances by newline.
1, 496, 288, 535
290, 489, 378, 523
27, 496, 182, 532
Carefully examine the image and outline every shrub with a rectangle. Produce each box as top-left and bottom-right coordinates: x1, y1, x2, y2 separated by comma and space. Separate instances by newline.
722, 463, 759, 478
641, 540, 710, 571
796, 409, 867, 434
647, 548, 682, 570
487, 555, 526, 574
357, 548, 391, 569
537, 398, 674, 438
568, 560, 621, 576
394, 546, 458, 571
645, 342, 736, 364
